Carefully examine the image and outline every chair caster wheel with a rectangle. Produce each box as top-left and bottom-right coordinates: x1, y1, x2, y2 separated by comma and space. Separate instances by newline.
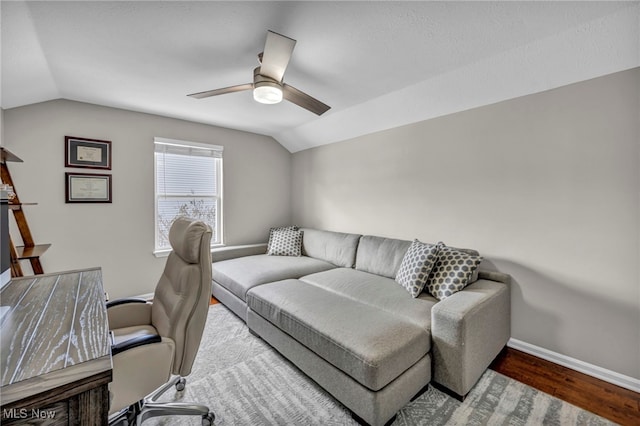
202, 412, 215, 426
175, 377, 186, 391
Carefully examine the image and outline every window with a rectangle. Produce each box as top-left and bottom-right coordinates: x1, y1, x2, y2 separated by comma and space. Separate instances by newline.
154, 137, 223, 255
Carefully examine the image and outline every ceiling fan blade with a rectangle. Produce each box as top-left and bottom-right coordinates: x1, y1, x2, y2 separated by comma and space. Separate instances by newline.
260, 31, 296, 82
283, 84, 331, 116
187, 83, 253, 99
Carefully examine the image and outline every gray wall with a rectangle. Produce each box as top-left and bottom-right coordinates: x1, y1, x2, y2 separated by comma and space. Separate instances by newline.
291, 68, 640, 379
3, 100, 291, 298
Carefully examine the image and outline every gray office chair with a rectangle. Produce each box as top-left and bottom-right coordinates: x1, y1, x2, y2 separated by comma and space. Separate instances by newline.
107, 217, 214, 425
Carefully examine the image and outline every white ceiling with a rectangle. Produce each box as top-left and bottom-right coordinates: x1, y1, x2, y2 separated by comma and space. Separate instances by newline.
2, 1, 638, 152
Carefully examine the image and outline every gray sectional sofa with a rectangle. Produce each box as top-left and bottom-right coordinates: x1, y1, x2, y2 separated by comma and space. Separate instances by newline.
211, 228, 510, 426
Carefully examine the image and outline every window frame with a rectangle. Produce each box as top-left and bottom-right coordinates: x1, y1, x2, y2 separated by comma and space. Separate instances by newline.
153, 137, 224, 257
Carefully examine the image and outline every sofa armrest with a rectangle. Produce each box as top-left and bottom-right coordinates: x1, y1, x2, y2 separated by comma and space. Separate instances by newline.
431, 276, 511, 397
107, 300, 153, 330
212, 243, 267, 262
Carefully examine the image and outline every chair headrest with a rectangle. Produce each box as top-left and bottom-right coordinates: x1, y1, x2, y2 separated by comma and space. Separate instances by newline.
169, 217, 211, 264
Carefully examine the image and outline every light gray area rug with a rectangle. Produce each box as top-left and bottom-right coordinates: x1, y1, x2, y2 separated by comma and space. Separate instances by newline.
147, 304, 613, 426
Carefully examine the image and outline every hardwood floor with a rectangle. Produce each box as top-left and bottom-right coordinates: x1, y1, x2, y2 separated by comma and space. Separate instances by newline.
490, 347, 640, 425
210, 297, 638, 424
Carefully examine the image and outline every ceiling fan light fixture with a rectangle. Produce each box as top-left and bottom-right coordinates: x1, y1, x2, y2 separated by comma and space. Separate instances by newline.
253, 81, 283, 104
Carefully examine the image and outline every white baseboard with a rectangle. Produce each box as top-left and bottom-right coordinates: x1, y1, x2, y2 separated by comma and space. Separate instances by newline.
508, 338, 640, 393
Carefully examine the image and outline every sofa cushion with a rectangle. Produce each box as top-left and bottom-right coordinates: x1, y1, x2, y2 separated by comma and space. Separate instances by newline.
212, 255, 335, 301
395, 239, 441, 297
427, 245, 483, 300
267, 228, 303, 256
299, 228, 361, 268
300, 268, 436, 332
355, 235, 412, 278
247, 279, 430, 391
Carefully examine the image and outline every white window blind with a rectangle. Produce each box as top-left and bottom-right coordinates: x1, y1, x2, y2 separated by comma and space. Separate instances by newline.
154, 138, 223, 253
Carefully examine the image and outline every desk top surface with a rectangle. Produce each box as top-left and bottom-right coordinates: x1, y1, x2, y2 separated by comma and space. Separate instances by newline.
0, 268, 111, 404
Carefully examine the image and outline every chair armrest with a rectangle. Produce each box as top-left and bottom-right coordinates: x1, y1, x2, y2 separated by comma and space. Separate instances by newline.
112, 334, 162, 356
212, 243, 267, 262
431, 277, 511, 397
107, 299, 152, 330
106, 297, 147, 308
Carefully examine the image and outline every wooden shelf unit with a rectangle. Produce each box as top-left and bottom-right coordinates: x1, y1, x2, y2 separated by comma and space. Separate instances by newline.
1, 147, 50, 277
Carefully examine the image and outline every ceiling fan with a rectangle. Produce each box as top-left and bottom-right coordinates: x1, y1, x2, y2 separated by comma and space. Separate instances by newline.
188, 30, 331, 116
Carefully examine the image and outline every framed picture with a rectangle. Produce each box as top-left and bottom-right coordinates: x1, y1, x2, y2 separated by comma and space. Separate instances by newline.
65, 136, 112, 170
65, 173, 112, 203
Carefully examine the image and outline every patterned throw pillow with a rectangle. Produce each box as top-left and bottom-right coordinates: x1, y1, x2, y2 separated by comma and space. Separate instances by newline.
267, 226, 298, 253
395, 239, 440, 298
427, 244, 483, 300
267, 228, 303, 256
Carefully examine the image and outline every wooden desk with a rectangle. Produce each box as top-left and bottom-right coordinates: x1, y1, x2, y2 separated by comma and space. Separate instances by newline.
1, 268, 112, 425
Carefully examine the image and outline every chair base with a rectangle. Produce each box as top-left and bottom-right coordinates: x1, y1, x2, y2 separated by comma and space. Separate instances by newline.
108, 376, 214, 426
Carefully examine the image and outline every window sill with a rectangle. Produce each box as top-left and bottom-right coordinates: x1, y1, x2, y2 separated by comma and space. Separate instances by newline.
153, 243, 225, 258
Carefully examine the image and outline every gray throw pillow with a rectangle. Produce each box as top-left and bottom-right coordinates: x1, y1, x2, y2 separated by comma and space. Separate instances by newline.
267, 228, 303, 256
427, 244, 483, 300
395, 239, 440, 298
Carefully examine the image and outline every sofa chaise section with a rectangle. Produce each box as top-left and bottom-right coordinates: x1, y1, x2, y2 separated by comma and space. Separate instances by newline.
247, 279, 432, 426
247, 306, 431, 426
247, 279, 429, 390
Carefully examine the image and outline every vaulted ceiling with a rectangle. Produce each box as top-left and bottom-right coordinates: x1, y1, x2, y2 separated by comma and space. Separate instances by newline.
2, 1, 638, 152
